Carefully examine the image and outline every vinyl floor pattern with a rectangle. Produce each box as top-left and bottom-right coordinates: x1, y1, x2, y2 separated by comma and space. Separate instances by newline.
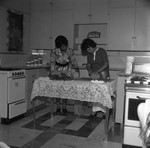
0, 107, 123, 148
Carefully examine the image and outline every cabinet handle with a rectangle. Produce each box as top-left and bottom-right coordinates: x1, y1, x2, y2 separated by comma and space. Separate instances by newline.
137, 96, 147, 100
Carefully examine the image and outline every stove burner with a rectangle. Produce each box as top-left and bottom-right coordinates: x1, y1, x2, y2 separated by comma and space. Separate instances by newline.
131, 76, 148, 82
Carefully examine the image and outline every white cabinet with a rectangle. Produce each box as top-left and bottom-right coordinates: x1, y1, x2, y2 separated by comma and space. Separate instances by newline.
108, 8, 135, 50
37, 68, 48, 77
31, 0, 52, 12
30, 11, 53, 49
51, 10, 74, 49
73, 0, 108, 23
115, 74, 129, 124
108, 0, 150, 51
110, 0, 135, 8
30, 0, 74, 49
134, 7, 150, 50
31, 0, 73, 11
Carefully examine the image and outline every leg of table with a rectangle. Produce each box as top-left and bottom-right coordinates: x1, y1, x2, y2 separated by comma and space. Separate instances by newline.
105, 107, 110, 138
31, 99, 36, 127
50, 98, 54, 115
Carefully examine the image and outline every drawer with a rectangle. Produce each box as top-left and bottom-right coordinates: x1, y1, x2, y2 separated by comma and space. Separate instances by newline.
123, 126, 142, 147
9, 100, 26, 119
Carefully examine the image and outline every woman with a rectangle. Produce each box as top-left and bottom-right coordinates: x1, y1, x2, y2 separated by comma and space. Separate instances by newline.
81, 38, 110, 116
49, 35, 79, 114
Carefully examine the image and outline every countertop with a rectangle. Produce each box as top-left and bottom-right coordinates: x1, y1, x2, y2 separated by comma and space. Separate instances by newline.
117, 72, 131, 77
0, 64, 49, 71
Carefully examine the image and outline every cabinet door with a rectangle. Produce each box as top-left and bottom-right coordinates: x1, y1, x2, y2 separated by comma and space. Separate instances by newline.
52, 10, 74, 48
37, 68, 48, 77
90, 0, 108, 23
30, 11, 53, 49
73, 0, 91, 23
52, 0, 73, 10
110, 0, 135, 8
73, 0, 108, 23
31, 0, 52, 12
108, 8, 135, 50
134, 7, 150, 50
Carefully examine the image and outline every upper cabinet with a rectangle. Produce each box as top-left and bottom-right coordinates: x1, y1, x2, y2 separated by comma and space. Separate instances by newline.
73, 0, 108, 23
31, 0, 73, 12
30, 0, 150, 51
110, 0, 135, 8
134, 6, 150, 50
0, 0, 31, 14
108, 0, 150, 51
30, 11, 53, 49
108, 7, 135, 50
30, 0, 74, 49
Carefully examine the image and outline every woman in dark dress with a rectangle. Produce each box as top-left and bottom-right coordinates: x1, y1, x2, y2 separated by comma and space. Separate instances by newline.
81, 38, 110, 116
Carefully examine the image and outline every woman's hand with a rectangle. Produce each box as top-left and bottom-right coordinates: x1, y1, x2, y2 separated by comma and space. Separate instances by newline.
72, 71, 80, 79
90, 72, 100, 80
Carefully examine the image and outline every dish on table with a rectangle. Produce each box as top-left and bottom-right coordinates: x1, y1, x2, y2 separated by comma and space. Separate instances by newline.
91, 80, 105, 84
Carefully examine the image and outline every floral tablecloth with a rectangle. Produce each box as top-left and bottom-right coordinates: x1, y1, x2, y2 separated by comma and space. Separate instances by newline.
31, 77, 116, 109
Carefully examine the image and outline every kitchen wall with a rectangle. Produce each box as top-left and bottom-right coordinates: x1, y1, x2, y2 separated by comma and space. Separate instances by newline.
0, 0, 31, 66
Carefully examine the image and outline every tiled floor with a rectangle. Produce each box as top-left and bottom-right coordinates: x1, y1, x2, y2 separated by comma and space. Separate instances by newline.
0, 107, 123, 148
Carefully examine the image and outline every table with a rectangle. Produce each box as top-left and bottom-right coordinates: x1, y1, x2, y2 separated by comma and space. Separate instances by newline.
31, 77, 116, 135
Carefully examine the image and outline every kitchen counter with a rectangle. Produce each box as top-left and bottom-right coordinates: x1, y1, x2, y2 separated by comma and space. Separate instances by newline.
0, 64, 49, 71
117, 72, 131, 77
78, 66, 125, 71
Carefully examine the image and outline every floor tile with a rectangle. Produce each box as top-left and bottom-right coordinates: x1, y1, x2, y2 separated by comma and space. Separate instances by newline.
65, 118, 89, 131
100, 141, 122, 148
41, 115, 66, 127
0, 126, 43, 147
41, 134, 86, 148
87, 119, 106, 143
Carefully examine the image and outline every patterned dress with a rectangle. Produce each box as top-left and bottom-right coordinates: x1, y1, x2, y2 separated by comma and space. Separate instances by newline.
50, 48, 78, 80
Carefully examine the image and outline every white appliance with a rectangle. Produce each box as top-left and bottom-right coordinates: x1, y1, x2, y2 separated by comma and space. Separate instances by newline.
0, 68, 26, 123
123, 75, 150, 148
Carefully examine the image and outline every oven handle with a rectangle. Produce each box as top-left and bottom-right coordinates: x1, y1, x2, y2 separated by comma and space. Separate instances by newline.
10, 77, 26, 80
137, 96, 149, 100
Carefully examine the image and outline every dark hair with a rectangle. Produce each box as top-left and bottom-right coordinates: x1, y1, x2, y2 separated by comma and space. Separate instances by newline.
55, 35, 68, 48
80, 38, 97, 56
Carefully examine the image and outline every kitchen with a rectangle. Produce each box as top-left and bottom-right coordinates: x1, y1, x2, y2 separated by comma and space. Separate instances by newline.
0, 0, 150, 148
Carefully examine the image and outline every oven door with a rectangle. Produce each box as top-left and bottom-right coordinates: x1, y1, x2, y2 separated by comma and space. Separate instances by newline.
7, 77, 26, 103
125, 90, 150, 127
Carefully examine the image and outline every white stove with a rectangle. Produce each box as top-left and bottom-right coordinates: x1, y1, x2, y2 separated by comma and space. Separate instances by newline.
123, 74, 150, 148
0, 69, 26, 124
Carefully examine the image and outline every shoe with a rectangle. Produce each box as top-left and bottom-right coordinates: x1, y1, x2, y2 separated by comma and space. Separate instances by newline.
62, 109, 68, 114
89, 112, 97, 118
56, 108, 61, 114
